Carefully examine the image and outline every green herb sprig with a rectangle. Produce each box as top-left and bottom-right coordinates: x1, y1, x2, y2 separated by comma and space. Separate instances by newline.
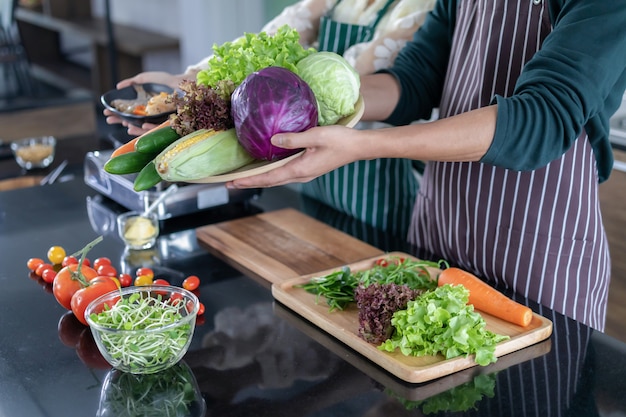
297, 256, 445, 311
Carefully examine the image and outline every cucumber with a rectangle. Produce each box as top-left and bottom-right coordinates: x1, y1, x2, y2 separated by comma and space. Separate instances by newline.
135, 126, 181, 155
104, 151, 156, 175
133, 160, 162, 191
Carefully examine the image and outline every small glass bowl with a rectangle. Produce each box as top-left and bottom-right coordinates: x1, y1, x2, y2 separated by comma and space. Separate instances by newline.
85, 285, 200, 375
10, 136, 56, 170
117, 211, 159, 250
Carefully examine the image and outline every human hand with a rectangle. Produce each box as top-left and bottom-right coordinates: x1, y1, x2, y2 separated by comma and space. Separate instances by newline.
103, 71, 191, 136
102, 108, 161, 136
227, 125, 362, 189
115, 70, 188, 90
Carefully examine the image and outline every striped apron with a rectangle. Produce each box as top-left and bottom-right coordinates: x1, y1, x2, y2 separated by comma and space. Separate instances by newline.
300, 0, 420, 239
409, 0, 611, 331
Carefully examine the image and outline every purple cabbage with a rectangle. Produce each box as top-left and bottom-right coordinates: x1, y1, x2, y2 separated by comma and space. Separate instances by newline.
230, 66, 318, 161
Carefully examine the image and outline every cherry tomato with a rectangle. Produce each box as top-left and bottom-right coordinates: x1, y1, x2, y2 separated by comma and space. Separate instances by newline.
62, 255, 79, 267
118, 273, 133, 287
58, 311, 85, 347
76, 329, 111, 370
41, 268, 57, 284
135, 267, 154, 280
134, 275, 153, 286
197, 302, 205, 316
153, 278, 170, 286
71, 276, 119, 325
375, 258, 389, 267
96, 264, 118, 277
182, 275, 200, 291
47, 246, 66, 265
82, 258, 91, 267
169, 292, 183, 306
27, 257, 44, 272
53, 263, 98, 310
35, 262, 54, 277
93, 257, 112, 271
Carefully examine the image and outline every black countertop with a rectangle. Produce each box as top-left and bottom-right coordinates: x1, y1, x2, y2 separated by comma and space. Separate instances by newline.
1, 178, 625, 417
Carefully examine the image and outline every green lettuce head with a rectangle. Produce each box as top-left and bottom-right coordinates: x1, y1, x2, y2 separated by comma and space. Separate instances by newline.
296, 52, 360, 126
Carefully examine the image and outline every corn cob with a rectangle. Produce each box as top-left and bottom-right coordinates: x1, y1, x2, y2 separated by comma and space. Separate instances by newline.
155, 128, 255, 182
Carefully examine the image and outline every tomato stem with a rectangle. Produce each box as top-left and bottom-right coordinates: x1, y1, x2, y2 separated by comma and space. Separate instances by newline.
71, 236, 104, 286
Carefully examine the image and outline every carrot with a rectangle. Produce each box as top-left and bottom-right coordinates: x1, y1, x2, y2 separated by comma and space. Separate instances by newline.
110, 137, 140, 158
131, 105, 147, 116
437, 267, 533, 327
110, 120, 171, 158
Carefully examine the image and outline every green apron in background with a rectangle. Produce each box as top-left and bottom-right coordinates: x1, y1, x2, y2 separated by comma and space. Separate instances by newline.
301, 0, 419, 239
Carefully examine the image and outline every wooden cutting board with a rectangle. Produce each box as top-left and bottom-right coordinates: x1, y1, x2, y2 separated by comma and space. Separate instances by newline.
271, 253, 554, 384
196, 208, 385, 286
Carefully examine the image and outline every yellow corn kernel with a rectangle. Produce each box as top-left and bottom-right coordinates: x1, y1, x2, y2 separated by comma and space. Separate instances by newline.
157, 129, 217, 173
155, 128, 254, 181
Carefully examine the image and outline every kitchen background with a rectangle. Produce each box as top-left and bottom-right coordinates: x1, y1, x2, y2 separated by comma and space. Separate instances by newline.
76, 0, 293, 76
2, 0, 626, 343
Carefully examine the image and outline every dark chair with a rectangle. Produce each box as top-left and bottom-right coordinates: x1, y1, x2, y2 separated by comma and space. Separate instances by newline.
0, 0, 37, 98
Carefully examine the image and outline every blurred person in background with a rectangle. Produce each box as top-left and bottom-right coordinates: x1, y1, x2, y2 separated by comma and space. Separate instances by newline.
104, 0, 435, 240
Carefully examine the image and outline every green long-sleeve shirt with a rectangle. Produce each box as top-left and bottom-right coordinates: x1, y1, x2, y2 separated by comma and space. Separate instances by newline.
382, 0, 626, 182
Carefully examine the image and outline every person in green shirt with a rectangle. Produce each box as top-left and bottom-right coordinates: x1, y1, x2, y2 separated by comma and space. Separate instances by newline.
229, 0, 626, 332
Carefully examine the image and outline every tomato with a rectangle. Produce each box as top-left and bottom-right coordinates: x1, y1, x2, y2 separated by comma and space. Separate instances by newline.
182, 275, 200, 291
53, 263, 98, 310
153, 278, 170, 286
35, 262, 54, 277
76, 329, 111, 370
47, 246, 66, 265
375, 258, 389, 267
135, 267, 154, 280
27, 257, 44, 272
109, 276, 121, 289
41, 268, 57, 284
71, 276, 119, 326
134, 275, 153, 286
62, 255, 79, 267
93, 257, 112, 271
197, 302, 205, 316
96, 264, 118, 277
118, 273, 132, 287
169, 292, 183, 306
57, 311, 85, 347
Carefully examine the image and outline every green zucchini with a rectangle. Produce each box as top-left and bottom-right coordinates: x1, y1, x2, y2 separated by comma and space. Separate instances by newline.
133, 160, 162, 191
104, 151, 156, 175
135, 126, 181, 155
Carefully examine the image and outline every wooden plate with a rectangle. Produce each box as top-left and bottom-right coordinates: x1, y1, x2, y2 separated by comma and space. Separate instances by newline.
187, 94, 364, 184
271, 252, 554, 384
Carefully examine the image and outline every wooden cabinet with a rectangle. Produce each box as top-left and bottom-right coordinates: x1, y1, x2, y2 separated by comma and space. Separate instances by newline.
15, 1, 179, 95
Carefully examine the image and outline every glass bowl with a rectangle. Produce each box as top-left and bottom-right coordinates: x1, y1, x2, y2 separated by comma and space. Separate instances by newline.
10, 136, 56, 169
117, 211, 159, 250
85, 285, 199, 374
